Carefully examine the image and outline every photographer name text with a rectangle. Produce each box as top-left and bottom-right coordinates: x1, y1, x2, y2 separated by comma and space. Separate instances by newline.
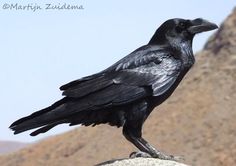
2, 3, 84, 12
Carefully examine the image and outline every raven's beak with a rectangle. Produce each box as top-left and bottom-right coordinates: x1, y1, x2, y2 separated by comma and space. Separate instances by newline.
188, 18, 218, 34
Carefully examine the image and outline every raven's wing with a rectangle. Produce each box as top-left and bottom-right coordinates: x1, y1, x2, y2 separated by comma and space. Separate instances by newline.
59, 45, 160, 92
61, 45, 182, 99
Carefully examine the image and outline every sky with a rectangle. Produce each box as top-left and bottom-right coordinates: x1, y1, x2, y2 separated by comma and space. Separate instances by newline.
0, 0, 235, 142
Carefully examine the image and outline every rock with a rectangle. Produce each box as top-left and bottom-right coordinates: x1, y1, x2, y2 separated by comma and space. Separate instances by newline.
97, 158, 189, 166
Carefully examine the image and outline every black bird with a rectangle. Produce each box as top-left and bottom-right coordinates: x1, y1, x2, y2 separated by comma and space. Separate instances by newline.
10, 18, 217, 160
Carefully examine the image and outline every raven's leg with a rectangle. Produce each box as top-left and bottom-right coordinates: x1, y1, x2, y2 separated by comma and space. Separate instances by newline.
122, 123, 181, 161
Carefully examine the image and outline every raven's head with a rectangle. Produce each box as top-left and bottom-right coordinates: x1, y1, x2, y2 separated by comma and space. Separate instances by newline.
149, 18, 218, 45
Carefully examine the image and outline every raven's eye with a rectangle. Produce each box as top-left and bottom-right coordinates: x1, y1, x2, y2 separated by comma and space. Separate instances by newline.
179, 22, 186, 29
176, 22, 186, 33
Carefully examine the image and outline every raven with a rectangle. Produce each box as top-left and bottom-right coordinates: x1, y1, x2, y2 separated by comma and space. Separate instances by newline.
10, 18, 217, 160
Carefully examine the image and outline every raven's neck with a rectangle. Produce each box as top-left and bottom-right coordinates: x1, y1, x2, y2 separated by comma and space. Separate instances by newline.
172, 39, 195, 69
180, 42, 195, 68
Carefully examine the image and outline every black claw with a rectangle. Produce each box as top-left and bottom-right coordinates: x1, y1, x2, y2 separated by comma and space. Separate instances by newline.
129, 151, 136, 158
129, 151, 152, 158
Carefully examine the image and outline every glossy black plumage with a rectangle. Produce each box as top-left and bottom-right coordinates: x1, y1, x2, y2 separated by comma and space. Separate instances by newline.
10, 18, 217, 159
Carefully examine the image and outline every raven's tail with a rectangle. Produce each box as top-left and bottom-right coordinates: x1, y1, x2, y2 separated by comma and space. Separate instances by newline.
9, 98, 70, 136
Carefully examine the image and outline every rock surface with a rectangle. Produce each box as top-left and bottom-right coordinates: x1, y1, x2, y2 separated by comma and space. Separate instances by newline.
98, 158, 188, 166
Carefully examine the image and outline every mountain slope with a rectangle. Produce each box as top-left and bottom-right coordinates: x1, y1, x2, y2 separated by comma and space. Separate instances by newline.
1, 8, 236, 166
0, 141, 28, 155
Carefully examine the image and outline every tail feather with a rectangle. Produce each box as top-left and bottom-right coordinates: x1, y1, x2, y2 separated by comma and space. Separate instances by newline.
9, 98, 69, 135
10, 98, 68, 129
30, 123, 61, 136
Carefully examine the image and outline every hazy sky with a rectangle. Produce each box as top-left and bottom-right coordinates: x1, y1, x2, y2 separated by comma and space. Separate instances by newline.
1, 0, 235, 142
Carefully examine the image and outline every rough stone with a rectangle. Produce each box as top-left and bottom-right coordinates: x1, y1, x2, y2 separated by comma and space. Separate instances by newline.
98, 158, 189, 166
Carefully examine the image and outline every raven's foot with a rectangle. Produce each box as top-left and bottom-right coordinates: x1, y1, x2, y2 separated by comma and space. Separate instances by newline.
129, 151, 184, 161
129, 151, 152, 158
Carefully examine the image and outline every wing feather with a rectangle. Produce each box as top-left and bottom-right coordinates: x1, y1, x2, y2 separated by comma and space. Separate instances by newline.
60, 45, 181, 101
